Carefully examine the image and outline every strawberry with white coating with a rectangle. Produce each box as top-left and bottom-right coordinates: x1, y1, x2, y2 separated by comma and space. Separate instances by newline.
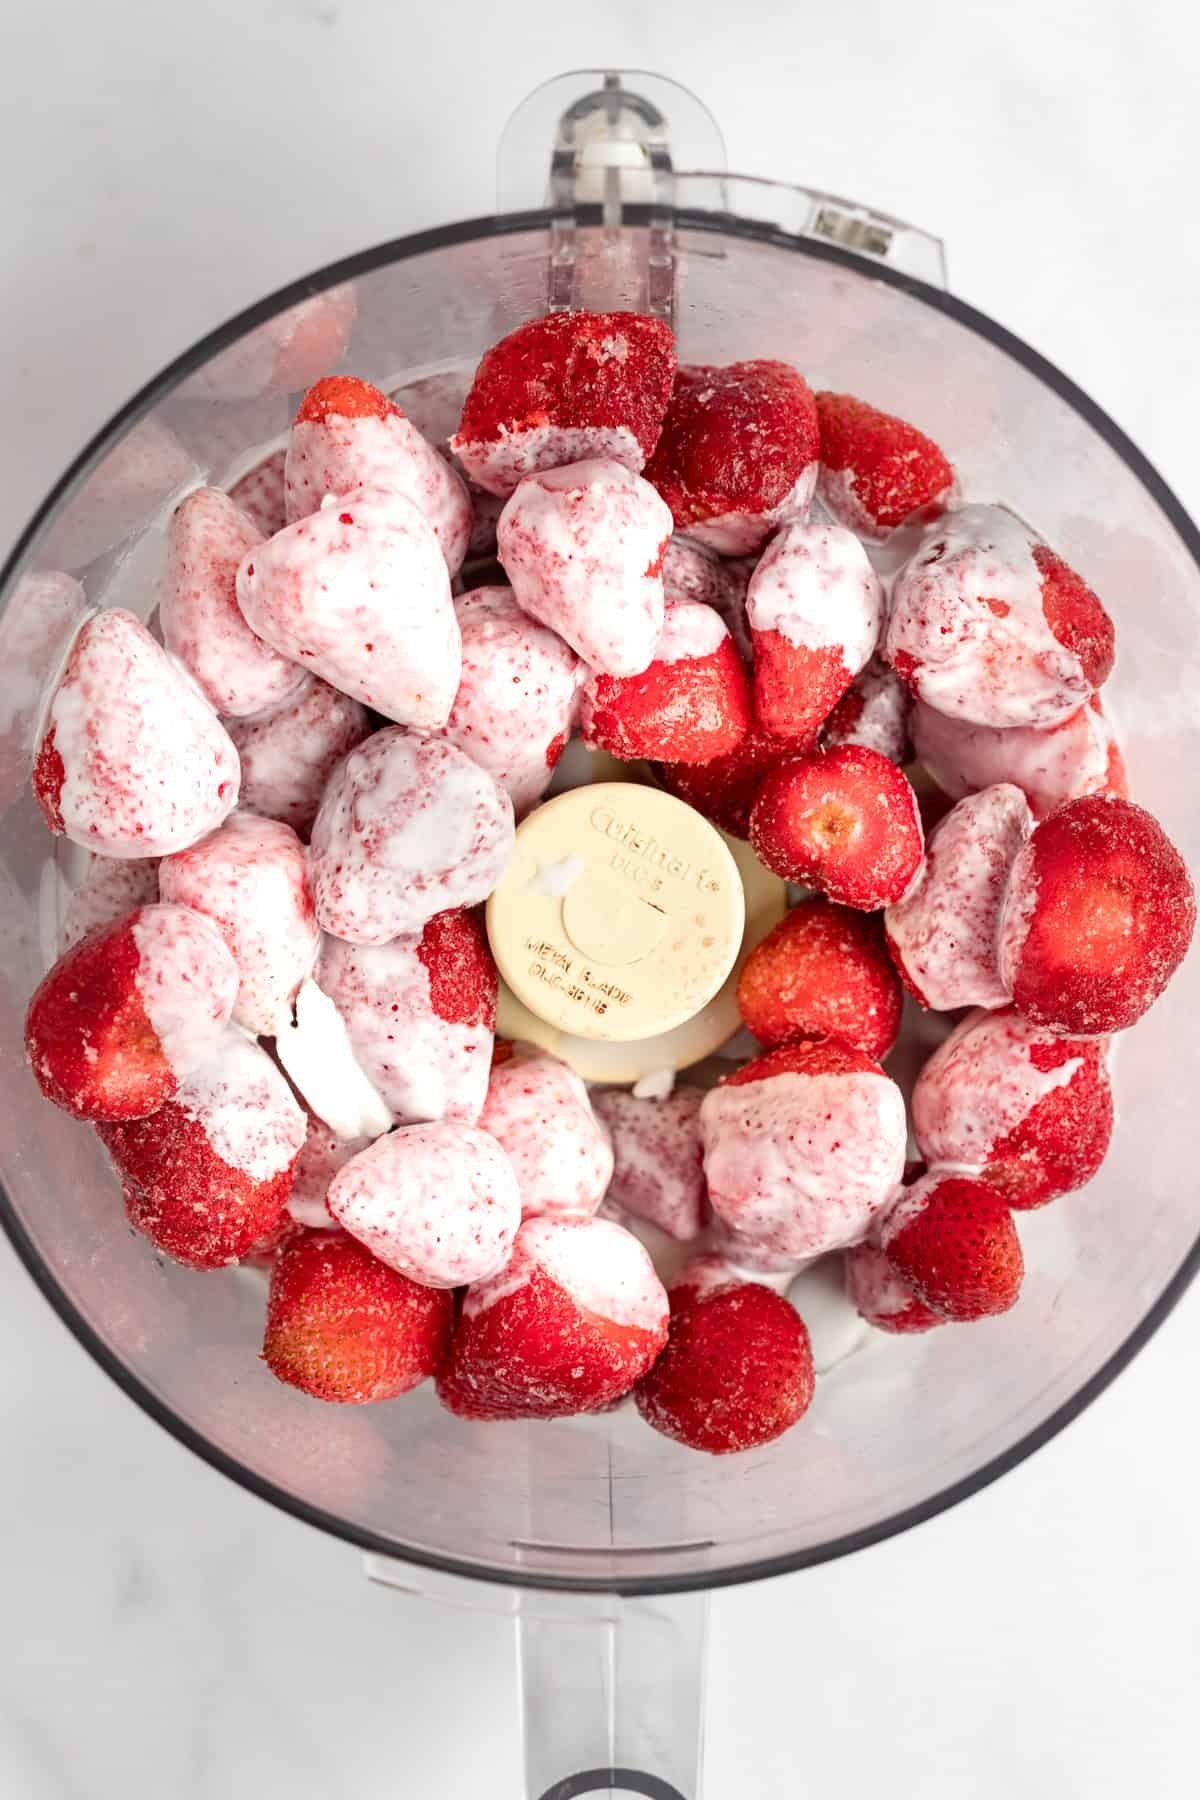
159, 814, 319, 1034
815, 391, 956, 540
644, 360, 820, 555
433, 586, 581, 816
748, 522, 884, 743
844, 1242, 944, 1334
700, 1038, 907, 1261
821, 656, 911, 764
327, 1121, 521, 1288
884, 783, 1032, 1011
317, 908, 496, 1126
26, 902, 238, 1121
661, 536, 754, 665
63, 854, 160, 949
580, 600, 752, 764
287, 1106, 371, 1228
309, 729, 514, 944
592, 1085, 707, 1240
910, 694, 1125, 820
436, 1215, 669, 1420
450, 310, 677, 498
98, 1031, 306, 1269
497, 459, 672, 676
478, 1051, 613, 1220
33, 610, 239, 858
284, 376, 472, 575
160, 487, 308, 719
224, 674, 370, 838
887, 505, 1115, 727
912, 1006, 1113, 1209
228, 450, 286, 538
263, 1229, 454, 1404
235, 485, 461, 728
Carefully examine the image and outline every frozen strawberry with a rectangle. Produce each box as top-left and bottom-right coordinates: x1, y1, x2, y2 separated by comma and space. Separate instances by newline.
62, 853, 160, 949
228, 450, 287, 538
317, 908, 496, 1125
497, 458, 672, 676
887, 506, 1115, 728
884, 783, 1032, 1011
26, 902, 237, 1121
912, 1006, 1113, 1209
821, 656, 911, 764
309, 729, 514, 944
844, 1242, 944, 1334
910, 693, 1124, 820
644, 360, 820, 554
580, 601, 751, 763
224, 674, 370, 838
815, 391, 956, 539
880, 1169, 1023, 1321
263, 1228, 453, 1404
99, 1032, 306, 1267
658, 719, 796, 838
160, 487, 307, 719
327, 1121, 520, 1287
747, 522, 884, 742
592, 1085, 707, 1240
736, 897, 903, 1059
33, 610, 239, 857
478, 1051, 613, 1220
635, 1274, 814, 1453
450, 310, 676, 498
436, 1215, 669, 1420
159, 814, 319, 1034
431, 586, 581, 816
236, 484, 460, 727
285, 375, 472, 575
750, 745, 924, 909
286, 1107, 371, 1228
700, 1038, 907, 1261
997, 793, 1194, 1035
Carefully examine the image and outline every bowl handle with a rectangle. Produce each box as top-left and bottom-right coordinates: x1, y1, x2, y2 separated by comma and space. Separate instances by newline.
366, 1555, 710, 1798
498, 69, 947, 323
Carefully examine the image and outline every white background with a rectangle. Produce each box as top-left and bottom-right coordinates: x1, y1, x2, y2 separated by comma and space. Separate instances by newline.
2, 1, 1198, 1794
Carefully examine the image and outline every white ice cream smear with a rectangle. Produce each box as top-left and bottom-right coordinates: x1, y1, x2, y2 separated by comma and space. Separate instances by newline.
747, 520, 883, 668
527, 855, 586, 896
466, 1215, 667, 1331
176, 1034, 305, 1183
274, 978, 393, 1141
653, 600, 729, 665
631, 1067, 676, 1101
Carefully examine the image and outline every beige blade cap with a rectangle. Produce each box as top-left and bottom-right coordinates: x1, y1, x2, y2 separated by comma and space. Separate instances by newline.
486, 782, 746, 1045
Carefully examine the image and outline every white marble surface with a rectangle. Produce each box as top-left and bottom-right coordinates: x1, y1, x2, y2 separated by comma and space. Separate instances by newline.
2, 1, 1199, 1793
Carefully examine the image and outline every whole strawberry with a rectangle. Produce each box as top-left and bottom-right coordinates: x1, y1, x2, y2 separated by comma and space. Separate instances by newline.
880, 1170, 1023, 1321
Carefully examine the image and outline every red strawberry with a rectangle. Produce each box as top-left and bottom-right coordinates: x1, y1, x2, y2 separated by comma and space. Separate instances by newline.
99, 1033, 306, 1268
750, 745, 924, 909
25, 903, 237, 1121
880, 1170, 1023, 1321
912, 1006, 1113, 1210
451, 310, 677, 498
736, 897, 903, 1060
815, 391, 955, 537
998, 794, 1195, 1035
644, 361, 820, 555
658, 718, 797, 838
436, 1216, 668, 1420
262, 1229, 454, 1404
1033, 545, 1115, 693
294, 374, 397, 425
635, 1276, 814, 1453
581, 603, 752, 763
844, 1242, 944, 1334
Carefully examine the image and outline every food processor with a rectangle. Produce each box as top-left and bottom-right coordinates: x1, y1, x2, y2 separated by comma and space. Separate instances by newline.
2, 68, 1198, 1799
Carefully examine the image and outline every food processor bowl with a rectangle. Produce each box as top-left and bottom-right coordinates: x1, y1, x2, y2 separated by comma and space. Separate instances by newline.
2, 70, 1198, 1800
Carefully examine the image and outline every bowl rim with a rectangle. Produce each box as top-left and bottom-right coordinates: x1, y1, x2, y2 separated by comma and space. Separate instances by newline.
3, 206, 1199, 1597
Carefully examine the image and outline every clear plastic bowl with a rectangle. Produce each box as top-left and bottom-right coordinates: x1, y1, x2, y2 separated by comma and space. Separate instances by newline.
2, 172, 1198, 1800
